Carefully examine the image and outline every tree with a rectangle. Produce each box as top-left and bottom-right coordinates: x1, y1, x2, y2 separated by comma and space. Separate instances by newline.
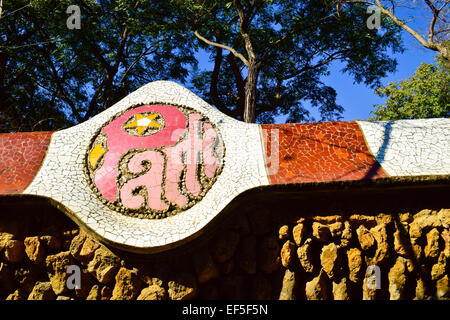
1, 1, 405, 131
338, 0, 450, 61
171, 0, 403, 123
0, 0, 196, 132
370, 57, 449, 120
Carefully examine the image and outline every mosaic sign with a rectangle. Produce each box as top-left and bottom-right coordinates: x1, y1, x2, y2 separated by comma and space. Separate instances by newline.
85, 104, 225, 219
0, 81, 448, 253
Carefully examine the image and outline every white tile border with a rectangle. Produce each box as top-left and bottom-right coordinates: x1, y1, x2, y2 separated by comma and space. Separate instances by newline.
24, 81, 270, 252
358, 118, 450, 176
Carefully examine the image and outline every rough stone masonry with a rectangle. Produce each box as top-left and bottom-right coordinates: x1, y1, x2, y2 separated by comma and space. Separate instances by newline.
0, 193, 448, 300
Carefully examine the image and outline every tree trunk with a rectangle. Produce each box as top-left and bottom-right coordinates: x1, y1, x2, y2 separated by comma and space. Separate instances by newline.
227, 53, 246, 115
243, 62, 259, 123
438, 44, 449, 62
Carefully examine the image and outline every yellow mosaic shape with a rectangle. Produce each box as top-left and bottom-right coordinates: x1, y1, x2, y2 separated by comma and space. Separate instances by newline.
89, 144, 106, 169
123, 113, 162, 136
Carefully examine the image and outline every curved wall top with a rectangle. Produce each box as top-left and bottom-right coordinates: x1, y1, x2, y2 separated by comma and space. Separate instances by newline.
0, 81, 448, 253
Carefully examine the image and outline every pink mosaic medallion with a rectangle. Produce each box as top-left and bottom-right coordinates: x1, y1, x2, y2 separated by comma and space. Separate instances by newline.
85, 104, 225, 219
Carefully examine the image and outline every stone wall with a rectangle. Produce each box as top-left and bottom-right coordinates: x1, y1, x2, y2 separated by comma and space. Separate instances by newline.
0, 187, 449, 300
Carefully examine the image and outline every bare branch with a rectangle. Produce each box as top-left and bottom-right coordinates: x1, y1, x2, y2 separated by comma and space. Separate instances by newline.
0, 3, 31, 20
424, 0, 439, 43
0, 39, 61, 50
194, 30, 249, 66
339, 0, 449, 60
438, 0, 450, 11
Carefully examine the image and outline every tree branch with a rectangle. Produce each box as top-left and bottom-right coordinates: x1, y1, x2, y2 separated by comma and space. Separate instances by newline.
259, 33, 290, 63
40, 46, 82, 122
77, 31, 114, 73
83, 72, 113, 120
194, 30, 249, 66
248, 0, 266, 26
340, 0, 447, 57
424, 0, 440, 43
121, 47, 158, 85
233, 0, 257, 63
85, 0, 142, 120
210, 44, 227, 113
113, 0, 141, 71
282, 49, 349, 80
226, 53, 246, 114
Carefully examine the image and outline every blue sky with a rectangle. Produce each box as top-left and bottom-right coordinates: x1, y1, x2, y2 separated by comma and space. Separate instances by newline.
320, 4, 438, 121
321, 41, 436, 121
193, 6, 438, 123
330, 41, 436, 121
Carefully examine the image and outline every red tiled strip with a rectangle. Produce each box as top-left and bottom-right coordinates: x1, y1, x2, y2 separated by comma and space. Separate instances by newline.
0, 121, 389, 195
0, 132, 53, 194
261, 121, 388, 184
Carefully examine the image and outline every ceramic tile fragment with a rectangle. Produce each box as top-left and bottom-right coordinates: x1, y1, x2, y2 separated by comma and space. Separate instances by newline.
0, 81, 448, 253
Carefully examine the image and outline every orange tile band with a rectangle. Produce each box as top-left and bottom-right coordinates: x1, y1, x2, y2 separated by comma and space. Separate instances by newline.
0, 121, 389, 195
0, 132, 53, 194
261, 121, 388, 184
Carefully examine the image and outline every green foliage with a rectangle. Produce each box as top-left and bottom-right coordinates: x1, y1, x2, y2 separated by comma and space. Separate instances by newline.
1, 0, 405, 131
0, 0, 196, 132
370, 57, 450, 120
172, 0, 403, 123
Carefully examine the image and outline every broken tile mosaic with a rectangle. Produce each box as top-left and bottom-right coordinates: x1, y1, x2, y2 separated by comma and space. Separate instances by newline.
0, 81, 448, 253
